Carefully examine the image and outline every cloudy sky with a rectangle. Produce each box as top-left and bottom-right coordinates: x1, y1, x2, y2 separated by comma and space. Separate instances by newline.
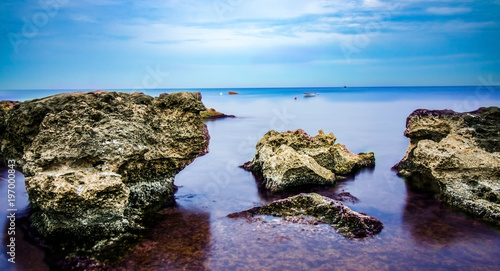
1, 0, 499, 89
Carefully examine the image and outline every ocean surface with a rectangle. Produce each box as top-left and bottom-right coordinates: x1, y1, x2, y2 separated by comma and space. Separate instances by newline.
1, 86, 500, 270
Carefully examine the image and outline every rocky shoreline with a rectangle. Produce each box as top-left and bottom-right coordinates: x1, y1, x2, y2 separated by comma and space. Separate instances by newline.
1, 89, 499, 268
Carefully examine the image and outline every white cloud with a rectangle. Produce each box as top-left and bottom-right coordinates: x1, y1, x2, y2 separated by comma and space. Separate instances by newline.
363, 0, 384, 8
72, 15, 95, 23
426, 6, 472, 15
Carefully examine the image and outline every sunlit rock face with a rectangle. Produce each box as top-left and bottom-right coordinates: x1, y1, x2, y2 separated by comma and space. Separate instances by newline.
0, 91, 209, 261
395, 107, 500, 226
242, 129, 375, 192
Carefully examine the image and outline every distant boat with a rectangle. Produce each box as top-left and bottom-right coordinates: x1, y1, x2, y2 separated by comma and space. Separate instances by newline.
303, 92, 318, 97
228, 91, 239, 95
343, 86, 347, 88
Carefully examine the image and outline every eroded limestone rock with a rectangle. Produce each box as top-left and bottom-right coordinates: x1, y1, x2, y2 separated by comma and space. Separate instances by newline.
394, 107, 500, 226
0, 91, 209, 260
242, 129, 375, 192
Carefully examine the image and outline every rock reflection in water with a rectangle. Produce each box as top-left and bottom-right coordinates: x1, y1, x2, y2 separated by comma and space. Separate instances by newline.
250, 168, 361, 204
403, 180, 499, 248
107, 206, 211, 271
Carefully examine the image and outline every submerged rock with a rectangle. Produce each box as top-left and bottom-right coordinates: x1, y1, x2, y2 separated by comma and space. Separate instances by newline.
200, 107, 235, 120
228, 193, 383, 238
0, 91, 209, 261
394, 107, 500, 226
242, 129, 375, 192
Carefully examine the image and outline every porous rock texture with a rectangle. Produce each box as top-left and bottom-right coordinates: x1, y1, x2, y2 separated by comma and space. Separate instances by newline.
0, 91, 209, 261
228, 193, 383, 238
242, 129, 375, 192
394, 107, 500, 226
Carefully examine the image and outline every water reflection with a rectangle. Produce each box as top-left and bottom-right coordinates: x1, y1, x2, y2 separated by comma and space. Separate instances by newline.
248, 167, 362, 204
109, 206, 212, 270
402, 180, 499, 248
0, 167, 49, 271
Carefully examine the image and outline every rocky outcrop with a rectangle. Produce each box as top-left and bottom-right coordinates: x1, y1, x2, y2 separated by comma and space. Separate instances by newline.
228, 193, 383, 238
394, 107, 500, 226
0, 91, 209, 261
200, 108, 235, 120
242, 129, 375, 192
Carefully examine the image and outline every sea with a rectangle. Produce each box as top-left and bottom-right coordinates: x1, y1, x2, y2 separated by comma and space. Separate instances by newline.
1, 86, 500, 270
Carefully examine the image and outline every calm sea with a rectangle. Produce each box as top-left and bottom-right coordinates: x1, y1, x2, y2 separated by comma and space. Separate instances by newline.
1, 86, 500, 270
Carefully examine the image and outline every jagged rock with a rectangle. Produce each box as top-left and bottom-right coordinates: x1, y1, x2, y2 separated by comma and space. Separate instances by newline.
228, 193, 383, 238
200, 108, 235, 120
394, 107, 500, 226
242, 129, 375, 192
0, 91, 209, 261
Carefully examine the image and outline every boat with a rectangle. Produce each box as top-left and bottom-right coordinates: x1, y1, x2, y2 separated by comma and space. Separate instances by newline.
303, 92, 317, 97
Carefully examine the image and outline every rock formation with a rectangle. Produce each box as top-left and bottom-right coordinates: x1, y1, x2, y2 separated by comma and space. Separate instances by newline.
228, 193, 383, 238
200, 107, 235, 120
394, 107, 500, 226
242, 129, 375, 192
0, 91, 209, 261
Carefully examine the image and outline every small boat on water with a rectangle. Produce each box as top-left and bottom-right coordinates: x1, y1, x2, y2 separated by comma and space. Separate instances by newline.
303, 92, 318, 97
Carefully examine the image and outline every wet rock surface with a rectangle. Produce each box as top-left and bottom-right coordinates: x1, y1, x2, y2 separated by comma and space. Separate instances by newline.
0, 91, 209, 261
228, 193, 383, 238
394, 107, 500, 226
242, 129, 375, 192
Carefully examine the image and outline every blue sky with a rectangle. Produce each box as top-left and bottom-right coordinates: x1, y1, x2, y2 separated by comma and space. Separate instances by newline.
1, 0, 499, 89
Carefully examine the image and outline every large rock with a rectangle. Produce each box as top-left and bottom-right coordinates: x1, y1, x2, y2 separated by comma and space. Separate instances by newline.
394, 107, 500, 226
242, 129, 375, 192
228, 193, 383, 238
0, 91, 209, 261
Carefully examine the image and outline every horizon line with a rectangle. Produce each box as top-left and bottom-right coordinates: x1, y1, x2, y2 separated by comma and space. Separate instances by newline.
1, 85, 498, 92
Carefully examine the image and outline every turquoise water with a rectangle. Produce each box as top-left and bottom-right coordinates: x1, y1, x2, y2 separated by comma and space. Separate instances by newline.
1, 87, 500, 270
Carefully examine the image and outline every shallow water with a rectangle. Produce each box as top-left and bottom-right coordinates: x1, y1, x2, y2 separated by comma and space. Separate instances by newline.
1, 87, 500, 270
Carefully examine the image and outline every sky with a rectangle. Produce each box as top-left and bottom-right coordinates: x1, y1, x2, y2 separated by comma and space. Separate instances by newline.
0, 0, 499, 90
